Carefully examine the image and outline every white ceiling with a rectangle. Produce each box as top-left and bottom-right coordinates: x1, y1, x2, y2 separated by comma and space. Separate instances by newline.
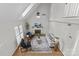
0, 3, 31, 21
0, 3, 41, 21
1, 3, 79, 22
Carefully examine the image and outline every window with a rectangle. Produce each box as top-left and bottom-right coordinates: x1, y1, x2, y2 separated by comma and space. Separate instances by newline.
16, 35, 21, 45
19, 25, 24, 39
14, 25, 24, 45
14, 26, 19, 36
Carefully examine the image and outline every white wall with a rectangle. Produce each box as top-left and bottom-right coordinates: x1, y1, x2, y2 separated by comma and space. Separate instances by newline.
49, 3, 79, 56
0, 3, 29, 56
0, 3, 41, 56
27, 3, 50, 34
0, 20, 26, 56
49, 21, 79, 56
50, 21, 79, 56
49, 3, 65, 20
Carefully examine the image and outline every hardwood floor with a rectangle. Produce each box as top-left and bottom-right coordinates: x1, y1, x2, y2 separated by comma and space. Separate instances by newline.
13, 47, 63, 56
52, 48, 64, 56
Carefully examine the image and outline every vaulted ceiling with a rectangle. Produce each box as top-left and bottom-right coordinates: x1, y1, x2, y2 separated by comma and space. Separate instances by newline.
0, 3, 40, 21
1, 3, 79, 22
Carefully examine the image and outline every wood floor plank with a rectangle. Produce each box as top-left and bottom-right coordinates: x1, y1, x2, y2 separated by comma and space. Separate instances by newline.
13, 47, 63, 56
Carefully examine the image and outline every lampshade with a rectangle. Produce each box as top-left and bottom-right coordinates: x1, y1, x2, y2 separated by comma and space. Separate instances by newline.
36, 16, 40, 18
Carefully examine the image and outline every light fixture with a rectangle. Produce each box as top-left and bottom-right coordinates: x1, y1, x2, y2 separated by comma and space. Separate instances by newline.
36, 12, 40, 18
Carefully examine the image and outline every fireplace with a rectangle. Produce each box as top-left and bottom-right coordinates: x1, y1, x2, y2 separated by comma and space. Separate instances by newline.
34, 29, 41, 35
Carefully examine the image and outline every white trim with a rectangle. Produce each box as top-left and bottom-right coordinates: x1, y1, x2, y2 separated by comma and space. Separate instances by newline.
22, 3, 36, 17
